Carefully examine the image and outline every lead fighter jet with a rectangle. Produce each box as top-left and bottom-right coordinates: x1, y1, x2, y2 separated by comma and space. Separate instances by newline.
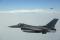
8, 18, 59, 34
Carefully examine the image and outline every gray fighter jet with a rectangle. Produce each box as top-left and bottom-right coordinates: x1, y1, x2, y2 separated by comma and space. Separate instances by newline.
8, 18, 59, 34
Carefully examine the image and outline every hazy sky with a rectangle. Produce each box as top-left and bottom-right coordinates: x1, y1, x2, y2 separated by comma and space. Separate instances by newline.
0, 0, 60, 10
0, 0, 60, 40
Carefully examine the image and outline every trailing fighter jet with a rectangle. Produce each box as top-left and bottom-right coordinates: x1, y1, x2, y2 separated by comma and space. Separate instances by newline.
8, 18, 59, 34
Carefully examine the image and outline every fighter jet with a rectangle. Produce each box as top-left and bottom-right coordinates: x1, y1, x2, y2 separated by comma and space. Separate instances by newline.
8, 18, 59, 34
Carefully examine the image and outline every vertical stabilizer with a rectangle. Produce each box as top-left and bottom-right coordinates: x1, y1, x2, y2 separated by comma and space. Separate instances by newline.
46, 18, 59, 28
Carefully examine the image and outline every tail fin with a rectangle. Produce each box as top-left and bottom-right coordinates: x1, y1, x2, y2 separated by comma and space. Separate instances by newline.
46, 18, 59, 28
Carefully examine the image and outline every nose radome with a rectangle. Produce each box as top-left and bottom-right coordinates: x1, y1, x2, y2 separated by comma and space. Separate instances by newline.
8, 25, 19, 28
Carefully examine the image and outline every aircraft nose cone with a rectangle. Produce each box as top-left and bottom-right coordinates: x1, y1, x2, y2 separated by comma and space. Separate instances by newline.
8, 25, 20, 28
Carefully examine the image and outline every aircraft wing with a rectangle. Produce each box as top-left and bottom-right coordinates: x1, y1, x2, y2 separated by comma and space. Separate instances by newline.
21, 25, 43, 31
